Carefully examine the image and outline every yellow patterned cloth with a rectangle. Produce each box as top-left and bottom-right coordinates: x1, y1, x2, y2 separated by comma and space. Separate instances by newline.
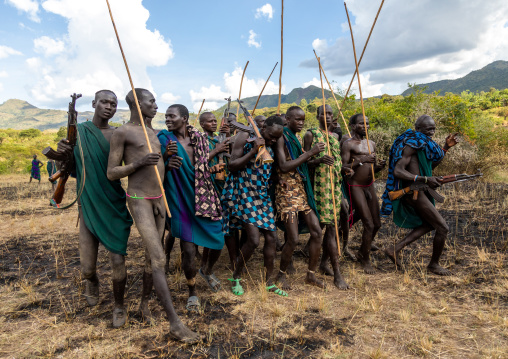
309, 128, 342, 225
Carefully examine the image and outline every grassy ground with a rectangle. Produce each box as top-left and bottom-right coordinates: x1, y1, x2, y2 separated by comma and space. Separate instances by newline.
0, 174, 507, 358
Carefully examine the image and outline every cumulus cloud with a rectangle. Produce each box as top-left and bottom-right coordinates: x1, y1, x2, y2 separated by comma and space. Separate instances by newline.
6, 0, 40, 22
34, 36, 65, 57
255, 3, 273, 20
302, 0, 508, 96
159, 92, 181, 104
0, 71, 7, 92
303, 77, 321, 88
190, 66, 284, 111
247, 30, 261, 49
24, 0, 173, 107
0, 45, 23, 59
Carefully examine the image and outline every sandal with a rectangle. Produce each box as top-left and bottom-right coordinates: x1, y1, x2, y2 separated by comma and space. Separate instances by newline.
198, 268, 221, 293
227, 278, 244, 296
266, 284, 288, 297
186, 296, 200, 313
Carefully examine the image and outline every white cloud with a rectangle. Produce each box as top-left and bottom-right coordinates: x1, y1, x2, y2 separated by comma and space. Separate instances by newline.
190, 66, 284, 111
255, 3, 273, 20
6, 0, 40, 22
0, 45, 22, 59
160, 92, 180, 104
301, 0, 508, 95
247, 30, 261, 49
34, 36, 65, 57
303, 77, 321, 88
24, 0, 173, 106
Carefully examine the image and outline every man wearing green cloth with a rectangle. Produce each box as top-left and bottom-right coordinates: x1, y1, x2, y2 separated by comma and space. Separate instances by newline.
273, 106, 327, 290
55, 90, 134, 328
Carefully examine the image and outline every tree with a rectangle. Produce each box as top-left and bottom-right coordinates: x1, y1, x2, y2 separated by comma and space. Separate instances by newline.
299, 98, 308, 108
19, 129, 41, 138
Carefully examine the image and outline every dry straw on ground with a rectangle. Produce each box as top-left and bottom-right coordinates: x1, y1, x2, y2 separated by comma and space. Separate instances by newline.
0, 174, 507, 358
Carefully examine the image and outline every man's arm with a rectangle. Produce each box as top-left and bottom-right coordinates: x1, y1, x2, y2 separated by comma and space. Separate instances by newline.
107, 128, 160, 181
228, 132, 261, 172
209, 139, 229, 161
303, 130, 334, 168
432, 133, 459, 169
394, 146, 440, 188
275, 136, 324, 173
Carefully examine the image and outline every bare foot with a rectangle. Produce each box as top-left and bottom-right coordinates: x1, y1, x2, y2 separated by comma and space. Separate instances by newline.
305, 271, 326, 289
139, 301, 154, 325
384, 246, 403, 269
287, 260, 296, 275
427, 263, 452, 276
344, 247, 357, 261
357, 252, 376, 274
169, 321, 201, 344
319, 264, 334, 276
333, 275, 349, 290
112, 306, 126, 328
84, 279, 99, 306
276, 271, 292, 291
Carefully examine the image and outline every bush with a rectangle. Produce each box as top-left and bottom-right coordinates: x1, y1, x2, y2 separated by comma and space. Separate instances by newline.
19, 129, 42, 138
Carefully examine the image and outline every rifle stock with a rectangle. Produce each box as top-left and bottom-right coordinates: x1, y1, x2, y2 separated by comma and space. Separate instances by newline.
52, 174, 69, 206
388, 187, 408, 201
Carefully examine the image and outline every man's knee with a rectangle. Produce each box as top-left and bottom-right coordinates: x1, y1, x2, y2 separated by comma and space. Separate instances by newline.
434, 220, 449, 236
110, 253, 125, 268
81, 264, 96, 280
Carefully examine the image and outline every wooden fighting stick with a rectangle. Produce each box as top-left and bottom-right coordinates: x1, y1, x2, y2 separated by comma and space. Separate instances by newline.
317, 56, 341, 256
277, 0, 284, 115
313, 49, 351, 137
339, 0, 385, 112
252, 62, 278, 116
345, 2, 375, 180
105, 0, 171, 217
236, 61, 249, 117
193, 99, 205, 127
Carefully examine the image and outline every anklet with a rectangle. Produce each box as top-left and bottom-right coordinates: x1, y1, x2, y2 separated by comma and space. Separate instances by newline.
307, 270, 315, 274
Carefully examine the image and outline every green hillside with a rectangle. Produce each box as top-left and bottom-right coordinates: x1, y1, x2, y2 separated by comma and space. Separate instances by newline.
402, 60, 508, 96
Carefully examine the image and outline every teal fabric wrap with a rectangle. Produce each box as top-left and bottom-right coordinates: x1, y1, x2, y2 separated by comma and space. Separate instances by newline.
74, 122, 133, 255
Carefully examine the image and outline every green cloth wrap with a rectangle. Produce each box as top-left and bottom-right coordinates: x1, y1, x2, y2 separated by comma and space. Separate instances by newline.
74, 122, 133, 255
392, 150, 435, 229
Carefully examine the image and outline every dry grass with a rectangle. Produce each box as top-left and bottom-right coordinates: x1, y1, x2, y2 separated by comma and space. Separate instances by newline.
0, 174, 507, 358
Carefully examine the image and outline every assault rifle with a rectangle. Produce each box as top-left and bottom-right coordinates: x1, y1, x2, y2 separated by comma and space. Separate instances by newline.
388, 170, 483, 202
42, 93, 82, 207
214, 97, 232, 180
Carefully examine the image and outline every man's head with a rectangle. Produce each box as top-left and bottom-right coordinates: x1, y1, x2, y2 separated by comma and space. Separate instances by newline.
286, 106, 306, 133
254, 115, 266, 128
92, 90, 117, 121
415, 115, 436, 138
125, 88, 158, 119
227, 112, 237, 123
199, 112, 217, 134
261, 115, 284, 146
165, 104, 189, 131
33, 154, 37, 159
279, 113, 287, 126
317, 104, 333, 129
349, 113, 369, 136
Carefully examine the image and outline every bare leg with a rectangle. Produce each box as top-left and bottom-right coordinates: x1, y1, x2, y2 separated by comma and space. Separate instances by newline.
349, 186, 376, 274
324, 225, 349, 290
276, 212, 299, 290
233, 224, 261, 280
180, 241, 198, 300
110, 253, 127, 328
128, 198, 199, 343
302, 211, 325, 289
78, 207, 100, 306
339, 198, 357, 261
319, 235, 334, 276
224, 233, 237, 271
263, 229, 277, 286
139, 249, 154, 324
163, 223, 176, 273
384, 225, 432, 269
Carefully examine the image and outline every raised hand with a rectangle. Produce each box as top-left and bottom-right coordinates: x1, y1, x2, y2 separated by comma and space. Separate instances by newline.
216, 139, 230, 154
253, 137, 265, 151
56, 139, 73, 158
445, 132, 459, 149
219, 122, 231, 136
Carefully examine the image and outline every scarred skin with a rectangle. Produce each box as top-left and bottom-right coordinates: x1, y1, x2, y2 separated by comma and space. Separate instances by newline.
383, 117, 458, 276
107, 89, 199, 343
56, 91, 133, 328
341, 115, 386, 274
303, 104, 349, 290
274, 107, 326, 290
229, 121, 283, 289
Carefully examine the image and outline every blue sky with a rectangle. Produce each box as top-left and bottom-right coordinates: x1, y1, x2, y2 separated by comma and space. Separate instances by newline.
1, 0, 508, 112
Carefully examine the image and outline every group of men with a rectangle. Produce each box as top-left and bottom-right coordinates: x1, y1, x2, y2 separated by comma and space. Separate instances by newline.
53, 88, 458, 343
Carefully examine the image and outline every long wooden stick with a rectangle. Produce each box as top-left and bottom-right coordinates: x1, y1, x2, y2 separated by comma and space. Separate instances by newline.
193, 99, 205, 127
277, 0, 284, 114
313, 49, 351, 137
252, 62, 278, 116
105, 0, 171, 217
340, 0, 385, 112
236, 61, 249, 117
317, 56, 341, 256
345, 2, 375, 180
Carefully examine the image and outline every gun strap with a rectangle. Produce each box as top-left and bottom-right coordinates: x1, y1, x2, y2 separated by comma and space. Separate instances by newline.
52, 129, 86, 210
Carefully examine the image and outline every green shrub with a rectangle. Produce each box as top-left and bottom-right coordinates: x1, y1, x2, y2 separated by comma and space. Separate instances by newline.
19, 128, 42, 138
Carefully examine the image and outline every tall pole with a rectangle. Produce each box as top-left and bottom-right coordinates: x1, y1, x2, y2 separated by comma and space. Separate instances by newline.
105, 0, 171, 217
345, 2, 375, 179
236, 61, 249, 117
317, 56, 341, 256
193, 99, 205, 127
277, 0, 284, 114
252, 62, 278, 116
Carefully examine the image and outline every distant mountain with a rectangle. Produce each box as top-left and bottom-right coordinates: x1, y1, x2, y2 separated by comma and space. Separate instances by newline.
402, 60, 508, 96
217, 85, 335, 113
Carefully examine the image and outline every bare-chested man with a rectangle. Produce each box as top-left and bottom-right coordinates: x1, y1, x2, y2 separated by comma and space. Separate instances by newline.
303, 105, 348, 289
107, 89, 199, 343
158, 106, 225, 313
381, 115, 458, 276
341, 114, 386, 274
274, 106, 326, 290
56, 90, 134, 327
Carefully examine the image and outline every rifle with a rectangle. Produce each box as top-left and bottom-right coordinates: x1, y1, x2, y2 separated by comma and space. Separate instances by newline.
42, 93, 82, 207
235, 99, 274, 167
388, 170, 483, 202
214, 97, 232, 181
